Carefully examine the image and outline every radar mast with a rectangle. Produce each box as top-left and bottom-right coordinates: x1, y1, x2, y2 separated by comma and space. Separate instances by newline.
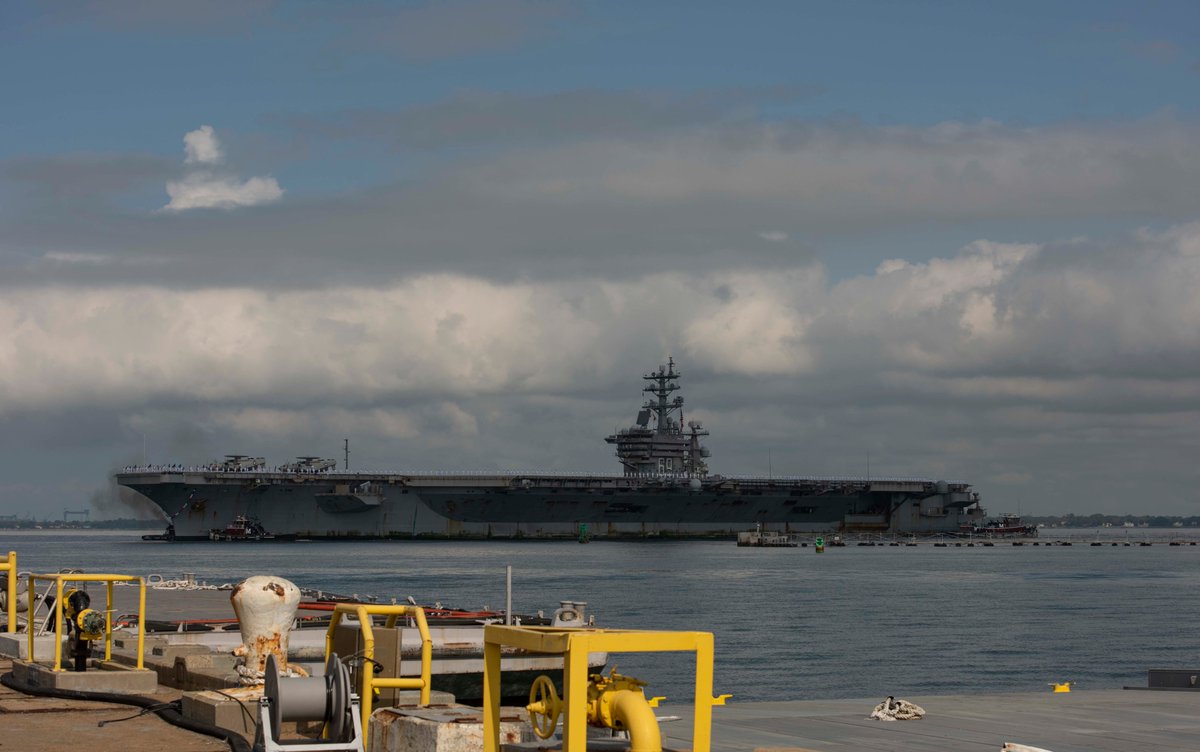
644, 357, 684, 435
605, 357, 710, 476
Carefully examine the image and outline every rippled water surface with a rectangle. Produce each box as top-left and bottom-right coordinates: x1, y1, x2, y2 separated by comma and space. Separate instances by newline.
4, 529, 1198, 703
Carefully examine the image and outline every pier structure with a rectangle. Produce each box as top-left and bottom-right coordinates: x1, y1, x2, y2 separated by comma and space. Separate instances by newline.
3, 652, 1199, 752
1, 572, 1198, 750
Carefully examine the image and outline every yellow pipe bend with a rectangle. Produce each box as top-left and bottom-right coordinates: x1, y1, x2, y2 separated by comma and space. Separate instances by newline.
608, 690, 662, 752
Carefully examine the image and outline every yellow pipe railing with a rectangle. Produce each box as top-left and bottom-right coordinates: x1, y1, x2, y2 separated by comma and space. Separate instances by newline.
26, 573, 146, 671
323, 603, 432, 746
1, 551, 15, 633
482, 626, 731, 752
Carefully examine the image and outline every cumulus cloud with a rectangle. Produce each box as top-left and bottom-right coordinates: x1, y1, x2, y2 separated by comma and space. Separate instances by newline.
163, 126, 282, 211
468, 116, 1200, 222
42, 251, 113, 265
278, 85, 820, 149
3, 222, 1200, 511
2, 153, 172, 210
0, 272, 760, 408
5, 114, 1199, 287
183, 125, 222, 164
3, 223, 1199, 412
164, 174, 284, 211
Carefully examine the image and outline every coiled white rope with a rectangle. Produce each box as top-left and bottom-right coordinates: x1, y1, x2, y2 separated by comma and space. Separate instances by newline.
868, 696, 926, 721
116, 574, 220, 591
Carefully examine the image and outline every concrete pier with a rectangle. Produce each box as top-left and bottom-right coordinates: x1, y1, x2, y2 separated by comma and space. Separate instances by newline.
4, 651, 1198, 752
3, 584, 1196, 751
0, 657, 226, 752
658, 689, 1200, 751
12, 657, 157, 694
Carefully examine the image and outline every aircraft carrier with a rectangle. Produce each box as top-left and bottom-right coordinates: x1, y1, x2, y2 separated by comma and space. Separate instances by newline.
116, 359, 986, 540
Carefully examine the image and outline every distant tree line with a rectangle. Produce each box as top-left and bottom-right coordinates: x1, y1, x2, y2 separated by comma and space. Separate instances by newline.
0, 518, 159, 529
1027, 514, 1200, 528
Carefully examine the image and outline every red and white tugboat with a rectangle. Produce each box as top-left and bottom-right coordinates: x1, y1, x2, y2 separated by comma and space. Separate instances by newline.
209, 515, 278, 541
965, 512, 1038, 538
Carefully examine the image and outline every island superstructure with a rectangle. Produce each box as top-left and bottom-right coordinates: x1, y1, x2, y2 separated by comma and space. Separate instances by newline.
116, 359, 986, 540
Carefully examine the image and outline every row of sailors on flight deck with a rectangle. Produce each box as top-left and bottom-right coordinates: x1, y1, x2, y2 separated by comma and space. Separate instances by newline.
122, 463, 334, 474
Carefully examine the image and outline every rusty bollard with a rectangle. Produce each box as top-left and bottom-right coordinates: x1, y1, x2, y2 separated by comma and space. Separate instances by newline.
230, 575, 301, 685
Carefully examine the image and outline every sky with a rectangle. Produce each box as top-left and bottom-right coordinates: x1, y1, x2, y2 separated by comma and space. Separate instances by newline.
1, 0, 1198, 519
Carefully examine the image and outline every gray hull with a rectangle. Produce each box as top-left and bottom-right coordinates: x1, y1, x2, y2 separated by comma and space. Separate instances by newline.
118, 469, 984, 540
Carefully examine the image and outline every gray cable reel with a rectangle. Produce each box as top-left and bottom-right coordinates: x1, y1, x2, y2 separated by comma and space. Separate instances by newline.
257, 653, 359, 752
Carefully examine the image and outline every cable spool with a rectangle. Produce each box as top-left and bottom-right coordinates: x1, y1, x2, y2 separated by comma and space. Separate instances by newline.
262, 653, 354, 745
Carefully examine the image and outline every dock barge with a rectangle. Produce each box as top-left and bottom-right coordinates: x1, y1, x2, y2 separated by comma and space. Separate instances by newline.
1, 554, 1194, 751
3, 654, 1195, 751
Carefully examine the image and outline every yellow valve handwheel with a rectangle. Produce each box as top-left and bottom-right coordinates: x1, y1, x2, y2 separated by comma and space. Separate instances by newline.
526, 675, 562, 739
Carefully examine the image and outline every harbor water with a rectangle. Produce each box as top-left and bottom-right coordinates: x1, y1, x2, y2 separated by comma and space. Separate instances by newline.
3, 529, 1198, 704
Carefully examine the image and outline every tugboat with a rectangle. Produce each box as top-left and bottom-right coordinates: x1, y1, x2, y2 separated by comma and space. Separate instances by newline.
965, 513, 1038, 538
141, 523, 176, 542
209, 515, 282, 542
